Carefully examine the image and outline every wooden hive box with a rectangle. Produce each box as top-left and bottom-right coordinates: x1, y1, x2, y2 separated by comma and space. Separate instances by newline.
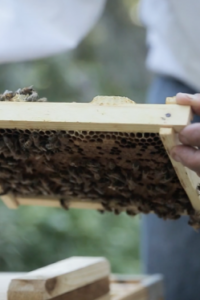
0, 91, 199, 228
0, 271, 164, 300
6, 257, 110, 300
110, 274, 164, 300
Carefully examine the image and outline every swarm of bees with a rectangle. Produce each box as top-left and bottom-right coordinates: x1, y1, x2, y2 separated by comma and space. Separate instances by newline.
0, 86, 47, 102
0, 87, 199, 228
0, 126, 198, 228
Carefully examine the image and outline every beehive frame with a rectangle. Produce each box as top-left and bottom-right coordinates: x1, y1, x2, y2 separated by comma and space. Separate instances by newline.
0, 96, 200, 223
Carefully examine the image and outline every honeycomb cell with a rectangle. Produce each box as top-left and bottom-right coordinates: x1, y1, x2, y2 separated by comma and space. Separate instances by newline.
136, 133, 142, 138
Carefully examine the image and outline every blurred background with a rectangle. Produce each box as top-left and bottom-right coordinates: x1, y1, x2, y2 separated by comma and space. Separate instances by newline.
0, 0, 151, 274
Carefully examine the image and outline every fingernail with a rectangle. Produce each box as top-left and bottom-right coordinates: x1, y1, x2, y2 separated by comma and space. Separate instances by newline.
179, 133, 189, 145
177, 93, 193, 99
184, 93, 198, 100
171, 152, 182, 163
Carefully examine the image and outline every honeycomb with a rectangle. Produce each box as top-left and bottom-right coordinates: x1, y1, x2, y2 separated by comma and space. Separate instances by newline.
0, 87, 199, 228
0, 127, 199, 227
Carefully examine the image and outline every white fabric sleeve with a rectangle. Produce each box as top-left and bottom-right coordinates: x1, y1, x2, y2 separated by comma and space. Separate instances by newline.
0, 0, 106, 63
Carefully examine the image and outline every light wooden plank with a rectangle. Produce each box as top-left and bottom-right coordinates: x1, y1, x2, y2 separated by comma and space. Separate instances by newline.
141, 275, 164, 300
1, 194, 188, 216
110, 274, 164, 300
0, 274, 110, 300
110, 274, 146, 283
1, 194, 19, 209
96, 295, 110, 300
0, 102, 192, 133
159, 128, 200, 211
6, 196, 140, 213
0, 273, 24, 300
17, 196, 61, 208
43, 277, 109, 300
110, 283, 147, 300
8, 257, 110, 300
1, 273, 164, 300
14, 196, 104, 210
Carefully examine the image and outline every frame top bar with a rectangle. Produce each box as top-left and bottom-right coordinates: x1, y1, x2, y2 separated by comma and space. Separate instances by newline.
0, 102, 192, 133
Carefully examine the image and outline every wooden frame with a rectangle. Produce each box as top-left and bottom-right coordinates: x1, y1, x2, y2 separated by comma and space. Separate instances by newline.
0, 96, 200, 213
160, 128, 200, 211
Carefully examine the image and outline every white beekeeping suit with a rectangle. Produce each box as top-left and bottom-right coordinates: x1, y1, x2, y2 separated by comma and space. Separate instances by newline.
140, 0, 200, 91
0, 0, 106, 63
1, 0, 200, 91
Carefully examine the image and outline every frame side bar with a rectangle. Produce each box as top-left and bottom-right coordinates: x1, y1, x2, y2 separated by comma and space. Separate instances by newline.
1, 194, 19, 209
159, 127, 200, 211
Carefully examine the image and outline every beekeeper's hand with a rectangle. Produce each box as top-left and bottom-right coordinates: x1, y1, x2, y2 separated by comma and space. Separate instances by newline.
171, 93, 200, 176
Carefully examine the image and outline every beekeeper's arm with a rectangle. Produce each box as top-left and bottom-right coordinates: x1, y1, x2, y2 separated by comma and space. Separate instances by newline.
0, 0, 106, 63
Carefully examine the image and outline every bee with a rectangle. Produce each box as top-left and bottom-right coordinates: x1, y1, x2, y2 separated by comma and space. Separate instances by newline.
83, 180, 91, 193
60, 198, 69, 210
0, 169, 12, 179
196, 184, 200, 195
44, 153, 52, 161
87, 192, 99, 199
87, 160, 100, 172
20, 86, 34, 95
15, 86, 47, 102
107, 172, 125, 183
151, 197, 163, 204
101, 201, 112, 212
23, 136, 33, 149
155, 185, 168, 195
138, 202, 151, 214
2, 136, 20, 159
0, 90, 14, 101
97, 209, 105, 214
32, 133, 46, 152
45, 135, 59, 151
107, 160, 116, 170
94, 186, 104, 195
68, 167, 83, 185
114, 209, 120, 215
3, 136, 14, 152
0, 140, 7, 154
119, 191, 131, 199
167, 213, 181, 220
188, 211, 200, 230
25, 164, 34, 174
40, 178, 52, 193
127, 178, 136, 191
94, 173, 101, 180
126, 209, 137, 216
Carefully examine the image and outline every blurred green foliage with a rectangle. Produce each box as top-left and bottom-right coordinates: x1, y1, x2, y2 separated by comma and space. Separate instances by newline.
0, 1, 150, 274
0, 204, 140, 273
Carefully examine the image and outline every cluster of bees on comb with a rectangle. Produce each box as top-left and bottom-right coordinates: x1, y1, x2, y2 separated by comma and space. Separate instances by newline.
0, 86, 47, 102
0, 87, 200, 229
